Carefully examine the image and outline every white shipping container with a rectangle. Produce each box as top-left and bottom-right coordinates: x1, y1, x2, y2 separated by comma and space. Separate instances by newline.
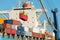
11, 25, 18, 30
24, 31, 32, 36
33, 27, 40, 33
24, 27, 29, 32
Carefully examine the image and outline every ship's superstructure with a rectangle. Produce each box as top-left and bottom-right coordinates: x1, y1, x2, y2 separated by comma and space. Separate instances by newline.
0, 0, 55, 40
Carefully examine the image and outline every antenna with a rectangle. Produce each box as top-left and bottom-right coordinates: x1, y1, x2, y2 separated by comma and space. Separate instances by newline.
18, 0, 20, 8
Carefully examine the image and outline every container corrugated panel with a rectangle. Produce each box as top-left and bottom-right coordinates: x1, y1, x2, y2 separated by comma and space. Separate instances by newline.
0, 18, 4, 24
39, 34, 45, 38
11, 25, 18, 30
17, 26, 24, 31
5, 24, 11, 29
33, 27, 40, 33
32, 32, 40, 38
12, 20, 20, 25
6, 28, 11, 34
19, 13, 28, 21
24, 27, 29, 32
24, 31, 32, 36
11, 29, 16, 34
4, 20, 12, 24
16, 30, 24, 35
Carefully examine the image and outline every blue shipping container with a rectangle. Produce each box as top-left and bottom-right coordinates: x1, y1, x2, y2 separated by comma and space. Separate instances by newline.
16, 30, 24, 36
4, 20, 12, 24
17, 26, 24, 31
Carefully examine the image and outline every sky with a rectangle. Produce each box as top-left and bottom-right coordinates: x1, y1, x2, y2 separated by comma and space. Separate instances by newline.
0, 0, 60, 37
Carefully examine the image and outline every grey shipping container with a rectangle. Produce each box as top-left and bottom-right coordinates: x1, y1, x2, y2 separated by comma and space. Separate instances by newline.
24, 31, 32, 36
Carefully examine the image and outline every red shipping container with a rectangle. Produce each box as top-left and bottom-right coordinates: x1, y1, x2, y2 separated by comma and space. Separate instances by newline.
39, 34, 45, 38
19, 13, 28, 21
32, 32, 40, 38
2, 24, 11, 29
12, 20, 20, 25
6, 28, 11, 34
11, 29, 16, 34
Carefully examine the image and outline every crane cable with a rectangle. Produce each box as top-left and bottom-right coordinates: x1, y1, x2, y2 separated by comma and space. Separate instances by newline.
39, 0, 57, 31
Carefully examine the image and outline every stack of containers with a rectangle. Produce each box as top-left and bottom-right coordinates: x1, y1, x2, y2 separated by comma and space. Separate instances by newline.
11, 19, 20, 38
24, 27, 32, 37
4, 20, 12, 38
4, 20, 12, 34
5, 24, 11, 34
0, 18, 8, 32
39, 34, 45, 39
16, 23, 24, 36
32, 27, 40, 38
4, 19, 20, 38
32, 23, 45, 39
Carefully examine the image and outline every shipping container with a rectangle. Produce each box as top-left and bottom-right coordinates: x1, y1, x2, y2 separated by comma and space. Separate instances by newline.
33, 27, 40, 33
24, 27, 29, 32
4, 20, 12, 24
11, 25, 18, 30
11, 29, 16, 35
5, 24, 11, 29
32, 32, 40, 38
6, 28, 11, 34
12, 20, 20, 25
16, 30, 24, 36
19, 13, 28, 21
39, 34, 45, 38
0, 18, 4, 24
24, 31, 32, 36
17, 26, 24, 31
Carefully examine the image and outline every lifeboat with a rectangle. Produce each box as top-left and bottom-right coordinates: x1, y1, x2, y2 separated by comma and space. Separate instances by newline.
19, 11, 28, 21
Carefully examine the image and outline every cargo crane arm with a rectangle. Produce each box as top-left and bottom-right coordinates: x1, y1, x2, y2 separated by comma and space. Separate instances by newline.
39, 0, 56, 31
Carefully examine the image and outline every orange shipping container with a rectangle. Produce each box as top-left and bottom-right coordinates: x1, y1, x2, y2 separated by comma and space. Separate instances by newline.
0, 18, 8, 24
6, 28, 11, 34
0, 18, 4, 24
12, 20, 20, 25
39, 34, 45, 38
3, 24, 11, 29
32, 32, 40, 38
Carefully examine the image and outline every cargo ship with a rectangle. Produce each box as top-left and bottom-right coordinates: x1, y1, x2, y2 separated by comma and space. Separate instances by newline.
0, 0, 55, 40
